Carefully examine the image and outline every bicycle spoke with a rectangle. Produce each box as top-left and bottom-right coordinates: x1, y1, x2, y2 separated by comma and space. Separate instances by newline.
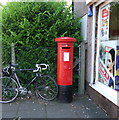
36, 75, 58, 101
0, 77, 19, 103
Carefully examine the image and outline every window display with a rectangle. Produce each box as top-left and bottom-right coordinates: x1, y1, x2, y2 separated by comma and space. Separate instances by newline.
99, 41, 119, 90
98, 3, 119, 91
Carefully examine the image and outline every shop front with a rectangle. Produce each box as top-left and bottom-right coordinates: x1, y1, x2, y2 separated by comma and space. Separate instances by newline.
86, 0, 119, 117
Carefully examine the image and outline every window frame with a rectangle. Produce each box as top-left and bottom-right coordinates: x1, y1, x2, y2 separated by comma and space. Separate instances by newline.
90, 1, 119, 106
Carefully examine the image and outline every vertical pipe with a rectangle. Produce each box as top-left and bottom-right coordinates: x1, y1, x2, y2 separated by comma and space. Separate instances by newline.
78, 44, 81, 94
79, 41, 85, 95
11, 43, 15, 64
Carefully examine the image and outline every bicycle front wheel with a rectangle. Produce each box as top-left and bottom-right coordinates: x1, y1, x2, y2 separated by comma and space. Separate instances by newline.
36, 75, 58, 101
0, 77, 19, 103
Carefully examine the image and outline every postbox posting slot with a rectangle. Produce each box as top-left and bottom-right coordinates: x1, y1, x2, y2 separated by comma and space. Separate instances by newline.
62, 47, 70, 49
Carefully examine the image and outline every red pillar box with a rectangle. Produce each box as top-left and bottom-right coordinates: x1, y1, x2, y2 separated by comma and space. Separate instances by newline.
55, 37, 76, 103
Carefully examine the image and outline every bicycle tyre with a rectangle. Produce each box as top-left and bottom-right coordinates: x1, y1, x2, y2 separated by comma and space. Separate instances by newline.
0, 77, 19, 103
35, 75, 58, 101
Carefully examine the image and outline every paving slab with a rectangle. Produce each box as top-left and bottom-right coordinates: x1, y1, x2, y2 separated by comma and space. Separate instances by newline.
2, 94, 109, 119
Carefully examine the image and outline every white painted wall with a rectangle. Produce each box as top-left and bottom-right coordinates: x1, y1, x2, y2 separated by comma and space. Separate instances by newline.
80, 14, 88, 41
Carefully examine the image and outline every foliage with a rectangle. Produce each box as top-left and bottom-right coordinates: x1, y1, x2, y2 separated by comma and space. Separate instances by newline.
2, 2, 81, 86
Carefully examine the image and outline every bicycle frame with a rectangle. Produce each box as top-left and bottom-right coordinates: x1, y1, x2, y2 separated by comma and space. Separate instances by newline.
1, 63, 58, 103
25, 73, 40, 89
11, 68, 41, 90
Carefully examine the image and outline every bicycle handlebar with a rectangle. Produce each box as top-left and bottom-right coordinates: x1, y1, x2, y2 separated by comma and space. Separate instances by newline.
2, 63, 49, 74
33, 64, 49, 72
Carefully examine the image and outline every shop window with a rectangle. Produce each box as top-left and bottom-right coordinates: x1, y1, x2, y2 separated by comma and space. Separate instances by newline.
97, 2, 119, 91
109, 3, 119, 40
100, 2, 119, 41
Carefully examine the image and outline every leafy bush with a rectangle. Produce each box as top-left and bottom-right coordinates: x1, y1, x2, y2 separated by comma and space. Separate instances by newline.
2, 2, 81, 86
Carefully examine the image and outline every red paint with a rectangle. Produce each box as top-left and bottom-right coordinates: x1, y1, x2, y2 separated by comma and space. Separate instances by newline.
55, 37, 76, 85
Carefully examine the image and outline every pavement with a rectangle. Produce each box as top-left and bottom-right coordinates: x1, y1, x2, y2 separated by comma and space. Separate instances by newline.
1, 94, 109, 119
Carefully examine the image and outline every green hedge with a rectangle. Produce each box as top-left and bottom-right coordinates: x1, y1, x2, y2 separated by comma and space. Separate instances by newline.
2, 2, 81, 87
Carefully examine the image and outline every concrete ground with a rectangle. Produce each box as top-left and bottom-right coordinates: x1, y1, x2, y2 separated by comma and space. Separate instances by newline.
1, 94, 109, 119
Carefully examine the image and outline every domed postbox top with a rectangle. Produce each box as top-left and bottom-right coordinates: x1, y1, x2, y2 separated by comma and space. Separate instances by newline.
55, 37, 76, 43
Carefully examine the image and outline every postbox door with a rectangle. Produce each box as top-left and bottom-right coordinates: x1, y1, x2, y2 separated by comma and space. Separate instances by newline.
58, 46, 73, 85
63, 47, 73, 84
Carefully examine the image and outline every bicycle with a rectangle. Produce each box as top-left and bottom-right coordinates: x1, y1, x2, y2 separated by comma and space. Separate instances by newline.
0, 64, 58, 103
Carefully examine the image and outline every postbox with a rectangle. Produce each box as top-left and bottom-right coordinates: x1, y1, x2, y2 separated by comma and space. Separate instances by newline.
55, 37, 76, 103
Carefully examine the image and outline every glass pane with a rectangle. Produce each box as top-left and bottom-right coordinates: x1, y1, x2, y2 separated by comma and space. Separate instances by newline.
109, 2, 119, 40
97, 3, 119, 91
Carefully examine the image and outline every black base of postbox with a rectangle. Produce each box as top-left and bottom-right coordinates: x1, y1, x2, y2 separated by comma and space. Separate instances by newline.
57, 85, 72, 103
